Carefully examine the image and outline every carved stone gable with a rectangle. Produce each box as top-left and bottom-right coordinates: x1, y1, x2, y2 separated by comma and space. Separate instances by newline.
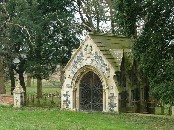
61, 35, 133, 112
84, 44, 93, 58
68, 42, 110, 79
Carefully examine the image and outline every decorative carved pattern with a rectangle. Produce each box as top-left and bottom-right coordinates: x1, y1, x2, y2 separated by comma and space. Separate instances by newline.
108, 93, 117, 111
63, 91, 70, 108
114, 51, 123, 67
109, 86, 113, 90
125, 51, 133, 60
84, 44, 93, 58
69, 49, 110, 77
70, 51, 84, 74
66, 84, 72, 88
91, 52, 110, 74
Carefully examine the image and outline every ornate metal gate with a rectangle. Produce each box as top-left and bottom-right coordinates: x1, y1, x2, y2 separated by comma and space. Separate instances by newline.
79, 71, 103, 111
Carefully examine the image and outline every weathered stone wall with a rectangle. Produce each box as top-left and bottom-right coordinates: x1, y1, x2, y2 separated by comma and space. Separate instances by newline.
61, 36, 119, 112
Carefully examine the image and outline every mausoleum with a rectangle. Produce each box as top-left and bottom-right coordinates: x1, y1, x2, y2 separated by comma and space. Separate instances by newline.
61, 33, 150, 113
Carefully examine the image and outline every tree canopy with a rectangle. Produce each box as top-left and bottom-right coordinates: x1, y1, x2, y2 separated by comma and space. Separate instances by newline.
1, 0, 174, 105
0, 0, 80, 97
132, 0, 174, 105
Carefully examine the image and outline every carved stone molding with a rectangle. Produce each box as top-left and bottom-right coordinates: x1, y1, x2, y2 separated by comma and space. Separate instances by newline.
69, 50, 110, 77
66, 84, 72, 88
110, 49, 123, 70
108, 93, 117, 111
63, 91, 70, 109
84, 44, 93, 58
70, 51, 84, 75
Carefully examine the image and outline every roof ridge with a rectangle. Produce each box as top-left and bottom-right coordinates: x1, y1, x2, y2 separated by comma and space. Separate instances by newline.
89, 32, 127, 38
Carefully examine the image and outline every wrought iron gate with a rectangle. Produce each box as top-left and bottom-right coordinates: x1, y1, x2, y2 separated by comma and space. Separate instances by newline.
79, 71, 103, 111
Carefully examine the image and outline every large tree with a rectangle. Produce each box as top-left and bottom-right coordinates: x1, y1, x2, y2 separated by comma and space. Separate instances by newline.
76, 0, 115, 33
114, 0, 174, 107
25, 0, 80, 97
132, 0, 174, 105
0, 0, 80, 98
0, 2, 6, 94
113, 0, 147, 38
1, 0, 34, 96
0, 57, 6, 94
0, 0, 17, 94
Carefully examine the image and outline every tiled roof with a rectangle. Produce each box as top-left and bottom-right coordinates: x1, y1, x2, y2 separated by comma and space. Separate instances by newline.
90, 33, 133, 70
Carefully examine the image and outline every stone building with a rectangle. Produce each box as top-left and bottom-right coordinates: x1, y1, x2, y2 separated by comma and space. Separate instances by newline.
61, 34, 151, 113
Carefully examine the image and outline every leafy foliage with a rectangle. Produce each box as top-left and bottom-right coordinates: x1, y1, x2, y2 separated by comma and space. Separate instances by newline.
0, 0, 80, 80
132, 0, 174, 104
114, 0, 174, 105
23, 0, 80, 79
76, 0, 114, 33
0, 0, 80, 97
113, 0, 147, 37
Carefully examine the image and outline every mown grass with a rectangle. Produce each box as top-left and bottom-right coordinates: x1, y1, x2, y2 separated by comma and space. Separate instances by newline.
2, 79, 174, 130
25, 79, 61, 108
5, 79, 61, 95
0, 106, 174, 130
4, 79, 61, 108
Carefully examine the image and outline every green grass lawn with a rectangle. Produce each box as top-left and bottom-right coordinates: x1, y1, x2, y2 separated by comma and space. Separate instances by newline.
0, 106, 174, 130
2, 80, 174, 130
4, 79, 61, 108
5, 79, 61, 95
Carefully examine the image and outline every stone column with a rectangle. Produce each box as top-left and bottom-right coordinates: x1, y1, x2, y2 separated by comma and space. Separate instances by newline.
13, 81, 25, 108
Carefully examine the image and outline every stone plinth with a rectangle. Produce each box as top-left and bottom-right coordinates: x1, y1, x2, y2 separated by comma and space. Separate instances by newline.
13, 83, 25, 108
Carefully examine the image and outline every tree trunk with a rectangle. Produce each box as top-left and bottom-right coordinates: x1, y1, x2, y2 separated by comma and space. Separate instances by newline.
96, 12, 100, 32
33, 78, 35, 86
27, 73, 31, 87
0, 75, 6, 94
19, 72, 26, 94
9, 65, 15, 95
19, 72, 26, 105
133, 23, 138, 39
168, 105, 172, 115
0, 59, 6, 94
94, 1, 100, 32
37, 78, 42, 98
106, 0, 115, 33
59, 64, 65, 87
161, 106, 165, 115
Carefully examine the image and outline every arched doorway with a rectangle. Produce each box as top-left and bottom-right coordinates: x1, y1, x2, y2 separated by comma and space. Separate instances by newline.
79, 71, 103, 111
